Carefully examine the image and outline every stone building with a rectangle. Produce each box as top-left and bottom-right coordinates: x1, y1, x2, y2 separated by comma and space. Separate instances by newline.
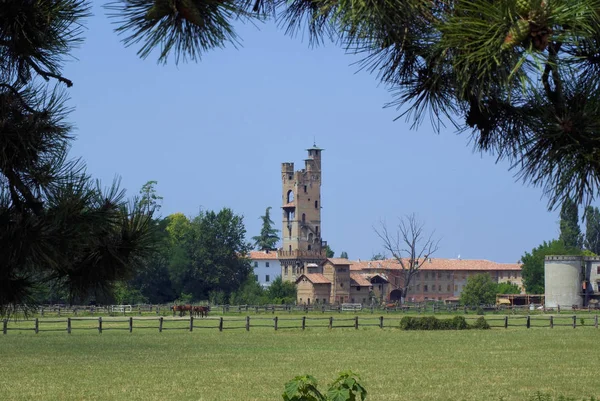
278, 144, 328, 282
278, 146, 523, 305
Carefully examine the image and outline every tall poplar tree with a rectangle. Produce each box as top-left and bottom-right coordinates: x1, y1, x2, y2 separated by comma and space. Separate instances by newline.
559, 197, 582, 249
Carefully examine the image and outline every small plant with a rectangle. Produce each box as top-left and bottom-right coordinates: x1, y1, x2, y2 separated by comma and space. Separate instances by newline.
470, 316, 490, 330
476, 307, 485, 315
282, 371, 367, 401
580, 318, 585, 326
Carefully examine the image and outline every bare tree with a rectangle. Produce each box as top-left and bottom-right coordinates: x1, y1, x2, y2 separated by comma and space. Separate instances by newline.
374, 214, 440, 304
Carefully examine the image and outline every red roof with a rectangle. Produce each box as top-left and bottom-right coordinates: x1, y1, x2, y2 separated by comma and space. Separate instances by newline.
248, 251, 279, 260
327, 258, 352, 265
349, 258, 522, 271
350, 273, 372, 287
296, 274, 331, 284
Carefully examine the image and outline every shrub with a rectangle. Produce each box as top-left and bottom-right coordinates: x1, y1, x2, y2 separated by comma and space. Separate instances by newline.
399, 316, 469, 330
282, 371, 367, 401
476, 307, 485, 315
470, 316, 490, 330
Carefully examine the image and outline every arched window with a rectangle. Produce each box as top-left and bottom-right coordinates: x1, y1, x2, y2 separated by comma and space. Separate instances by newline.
302, 213, 306, 223
308, 245, 312, 251
314, 200, 318, 209
287, 190, 294, 203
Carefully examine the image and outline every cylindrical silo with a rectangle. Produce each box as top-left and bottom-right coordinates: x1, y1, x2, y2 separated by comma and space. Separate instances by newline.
544, 256, 583, 308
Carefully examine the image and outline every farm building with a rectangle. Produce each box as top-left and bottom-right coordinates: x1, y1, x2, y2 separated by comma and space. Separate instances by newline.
277, 145, 524, 305
544, 255, 600, 309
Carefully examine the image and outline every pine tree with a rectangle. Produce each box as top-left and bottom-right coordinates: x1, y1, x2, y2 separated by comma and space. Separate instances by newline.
0, 1, 156, 316
252, 207, 280, 251
584, 206, 600, 255
559, 197, 583, 249
107, 0, 600, 209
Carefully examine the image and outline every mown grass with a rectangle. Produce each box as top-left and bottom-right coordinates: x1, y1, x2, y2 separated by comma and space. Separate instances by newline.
0, 319, 598, 401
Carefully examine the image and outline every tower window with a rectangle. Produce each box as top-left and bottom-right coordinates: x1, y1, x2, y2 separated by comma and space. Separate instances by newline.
304, 185, 307, 193
302, 213, 306, 223
315, 226, 319, 235
308, 233, 313, 242
308, 245, 312, 251
287, 190, 294, 203
315, 200, 318, 209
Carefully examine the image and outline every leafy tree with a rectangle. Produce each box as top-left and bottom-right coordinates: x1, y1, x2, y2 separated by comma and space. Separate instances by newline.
230, 275, 266, 305
267, 276, 297, 304
460, 273, 498, 306
107, 0, 600, 208
371, 253, 386, 261
375, 213, 440, 304
138, 180, 163, 215
584, 206, 600, 255
559, 197, 583, 249
520, 240, 583, 294
340, 251, 349, 259
0, 1, 157, 316
325, 245, 335, 258
252, 206, 280, 251
497, 281, 521, 295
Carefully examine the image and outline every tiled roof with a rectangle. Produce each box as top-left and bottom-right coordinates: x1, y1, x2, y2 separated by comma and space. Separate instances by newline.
296, 273, 331, 284
248, 250, 279, 260
350, 273, 372, 287
349, 258, 521, 271
327, 258, 352, 265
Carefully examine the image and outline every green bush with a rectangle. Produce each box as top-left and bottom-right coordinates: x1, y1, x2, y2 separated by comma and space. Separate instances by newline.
282, 371, 367, 401
470, 316, 491, 330
399, 316, 470, 330
476, 307, 485, 315
399, 316, 488, 330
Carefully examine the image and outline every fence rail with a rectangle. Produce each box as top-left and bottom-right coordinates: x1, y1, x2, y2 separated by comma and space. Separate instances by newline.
2, 314, 598, 335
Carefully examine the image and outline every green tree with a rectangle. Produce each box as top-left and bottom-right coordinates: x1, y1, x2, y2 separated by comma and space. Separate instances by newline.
252, 206, 280, 251
340, 251, 349, 259
267, 276, 297, 304
497, 281, 521, 295
229, 276, 266, 305
559, 197, 583, 249
520, 240, 583, 294
584, 206, 600, 255
108, 0, 600, 208
371, 253, 386, 261
325, 245, 335, 258
138, 180, 163, 215
460, 273, 498, 306
0, 1, 157, 316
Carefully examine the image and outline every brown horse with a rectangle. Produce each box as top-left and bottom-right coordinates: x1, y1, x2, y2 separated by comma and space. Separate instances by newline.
172, 304, 192, 317
193, 305, 210, 318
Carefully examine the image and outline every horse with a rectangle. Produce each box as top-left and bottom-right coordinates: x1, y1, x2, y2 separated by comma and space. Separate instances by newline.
172, 304, 192, 317
193, 305, 210, 318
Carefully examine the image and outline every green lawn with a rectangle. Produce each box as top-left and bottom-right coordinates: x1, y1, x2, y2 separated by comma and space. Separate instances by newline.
0, 318, 598, 401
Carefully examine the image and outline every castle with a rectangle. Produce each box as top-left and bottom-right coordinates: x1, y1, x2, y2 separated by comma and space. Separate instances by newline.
272, 146, 523, 305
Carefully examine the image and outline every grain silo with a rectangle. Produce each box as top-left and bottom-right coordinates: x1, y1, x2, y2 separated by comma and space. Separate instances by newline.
544, 256, 583, 309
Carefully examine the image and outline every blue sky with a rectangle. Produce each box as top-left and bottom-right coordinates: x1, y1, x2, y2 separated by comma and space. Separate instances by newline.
62, 4, 574, 263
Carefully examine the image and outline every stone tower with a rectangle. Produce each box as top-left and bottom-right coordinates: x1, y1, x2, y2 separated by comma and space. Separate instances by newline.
279, 144, 328, 282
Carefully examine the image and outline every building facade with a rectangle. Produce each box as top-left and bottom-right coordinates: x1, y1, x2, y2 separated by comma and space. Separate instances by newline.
545, 255, 600, 308
249, 250, 281, 288
279, 145, 328, 283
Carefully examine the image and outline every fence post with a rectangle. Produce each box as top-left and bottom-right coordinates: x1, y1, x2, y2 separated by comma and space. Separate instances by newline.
58, 307, 61, 317
557, 304, 561, 313
329, 316, 333, 329
3, 319, 7, 335
129, 317, 133, 333
246, 316, 250, 331
67, 318, 71, 334
573, 315, 576, 329
273, 316, 278, 331
189, 316, 194, 332
302, 316, 306, 330
354, 316, 359, 329
35, 318, 39, 334
595, 315, 598, 329
526, 315, 530, 329
98, 317, 102, 334
159, 317, 163, 333
379, 316, 384, 329
219, 317, 223, 332
504, 316, 508, 329
321, 305, 325, 314
550, 315, 554, 328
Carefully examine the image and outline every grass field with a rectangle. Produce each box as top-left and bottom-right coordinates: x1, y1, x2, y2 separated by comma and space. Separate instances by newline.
1, 316, 599, 401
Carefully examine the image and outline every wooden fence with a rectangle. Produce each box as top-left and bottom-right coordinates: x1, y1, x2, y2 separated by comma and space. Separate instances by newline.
3, 314, 599, 335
